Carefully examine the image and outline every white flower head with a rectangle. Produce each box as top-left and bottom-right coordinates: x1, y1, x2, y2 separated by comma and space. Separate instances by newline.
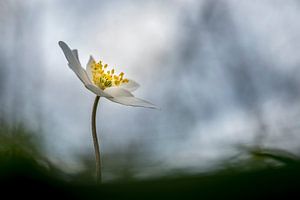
59, 41, 157, 109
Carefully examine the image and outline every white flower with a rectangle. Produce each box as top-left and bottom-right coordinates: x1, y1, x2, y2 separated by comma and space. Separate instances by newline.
59, 41, 157, 109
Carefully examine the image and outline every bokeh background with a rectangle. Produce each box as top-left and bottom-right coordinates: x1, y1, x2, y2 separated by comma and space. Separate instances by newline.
1, 0, 300, 182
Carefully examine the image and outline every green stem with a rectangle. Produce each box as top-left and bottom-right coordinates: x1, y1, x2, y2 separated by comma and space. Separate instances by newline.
91, 95, 102, 183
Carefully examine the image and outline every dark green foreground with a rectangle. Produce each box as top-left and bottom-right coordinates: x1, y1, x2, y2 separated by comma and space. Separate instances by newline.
1, 152, 300, 199
0, 126, 299, 199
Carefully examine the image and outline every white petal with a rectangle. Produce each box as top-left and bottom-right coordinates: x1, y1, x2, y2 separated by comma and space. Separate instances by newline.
86, 55, 95, 82
59, 41, 81, 70
59, 41, 111, 97
85, 84, 113, 98
59, 41, 91, 85
104, 87, 134, 97
107, 96, 158, 109
72, 49, 79, 61
67, 63, 91, 85
120, 79, 140, 92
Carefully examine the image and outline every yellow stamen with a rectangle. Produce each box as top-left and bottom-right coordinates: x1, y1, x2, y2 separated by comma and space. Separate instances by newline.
91, 60, 129, 90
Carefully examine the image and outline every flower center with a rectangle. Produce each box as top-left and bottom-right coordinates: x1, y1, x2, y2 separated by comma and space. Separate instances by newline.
91, 60, 129, 90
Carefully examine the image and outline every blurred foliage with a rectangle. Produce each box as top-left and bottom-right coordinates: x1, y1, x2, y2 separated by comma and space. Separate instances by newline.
0, 124, 40, 159
0, 123, 299, 199
0, 123, 66, 181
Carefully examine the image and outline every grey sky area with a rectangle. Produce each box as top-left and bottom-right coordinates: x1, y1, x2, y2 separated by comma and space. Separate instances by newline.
1, 0, 300, 180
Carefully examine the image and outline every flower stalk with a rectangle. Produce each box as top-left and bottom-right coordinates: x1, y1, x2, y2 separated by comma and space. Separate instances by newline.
91, 95, 102, 183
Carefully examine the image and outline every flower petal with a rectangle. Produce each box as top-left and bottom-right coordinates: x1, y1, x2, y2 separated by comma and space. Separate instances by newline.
59, 41, 81, 70
86, 55, 95, 82
120, 79, 140, 92
104, 87, 134, 97
59, 41, 91, 85
85, 84, 113, 98
72, 49, 80, 61
107, 96, 158, 109
66, 63, 91, 85
59, 41, 113, 98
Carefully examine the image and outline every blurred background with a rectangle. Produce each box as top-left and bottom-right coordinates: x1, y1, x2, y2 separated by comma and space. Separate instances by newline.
1, 0, 300, 184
